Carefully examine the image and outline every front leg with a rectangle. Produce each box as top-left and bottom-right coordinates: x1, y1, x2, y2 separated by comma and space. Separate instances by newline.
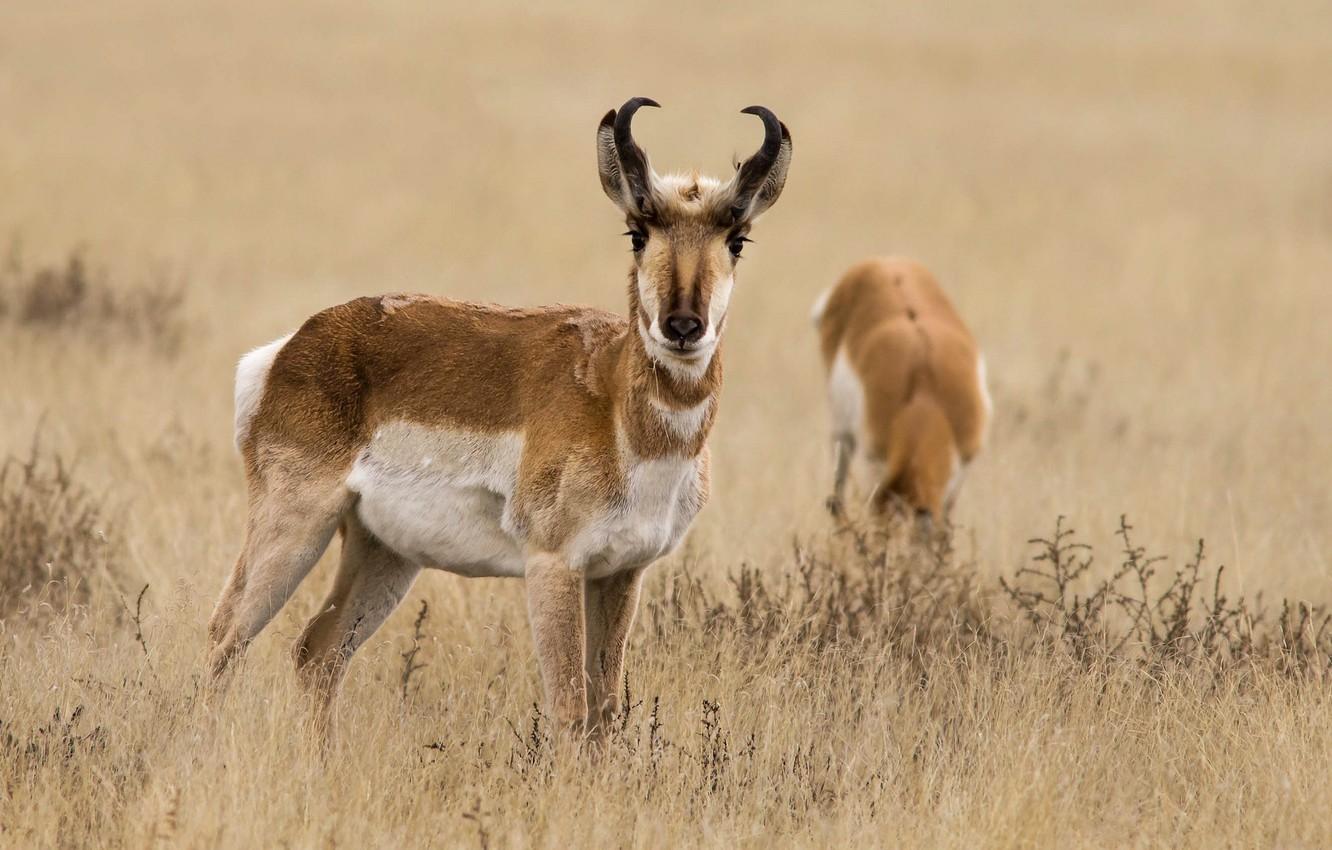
525, 551, 588, 735
584, 568, 645, 737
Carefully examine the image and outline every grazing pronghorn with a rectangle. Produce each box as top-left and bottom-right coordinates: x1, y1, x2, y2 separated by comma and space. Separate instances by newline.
812, 258, 990, 530
208, 98, 791, 736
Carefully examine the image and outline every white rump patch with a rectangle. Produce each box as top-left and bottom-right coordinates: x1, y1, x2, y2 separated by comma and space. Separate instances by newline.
233, 333, 293, 451
827, 346, 865, 440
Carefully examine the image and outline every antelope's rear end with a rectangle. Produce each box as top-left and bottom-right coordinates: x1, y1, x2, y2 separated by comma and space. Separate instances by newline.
813, 257, 990, 527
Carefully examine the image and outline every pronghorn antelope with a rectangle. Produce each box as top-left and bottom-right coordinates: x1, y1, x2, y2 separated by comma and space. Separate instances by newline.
208, 98, 792, 736
812, 258, 990, 530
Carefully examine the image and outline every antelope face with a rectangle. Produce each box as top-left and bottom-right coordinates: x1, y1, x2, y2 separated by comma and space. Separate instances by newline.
627, 189, 742, 361
597, 98, 792, 366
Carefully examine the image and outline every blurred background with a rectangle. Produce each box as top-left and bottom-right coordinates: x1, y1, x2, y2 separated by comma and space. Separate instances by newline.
3, 0, 1330, 601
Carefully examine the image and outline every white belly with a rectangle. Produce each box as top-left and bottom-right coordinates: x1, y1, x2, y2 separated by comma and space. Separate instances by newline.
346, 422, 526, 577
345, 421, 704, 579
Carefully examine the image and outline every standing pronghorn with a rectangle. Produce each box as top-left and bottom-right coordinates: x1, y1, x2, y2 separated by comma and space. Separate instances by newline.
813, 258, 990, 529
208, 98, 791, 736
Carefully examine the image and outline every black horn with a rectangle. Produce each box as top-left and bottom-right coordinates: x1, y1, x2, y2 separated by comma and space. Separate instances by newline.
613, 96, 660, 215
729, 105, 791, 223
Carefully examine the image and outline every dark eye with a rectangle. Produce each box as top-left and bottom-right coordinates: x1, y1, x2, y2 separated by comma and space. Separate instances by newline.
625, 230, 647, 253
728, 236, 751, 258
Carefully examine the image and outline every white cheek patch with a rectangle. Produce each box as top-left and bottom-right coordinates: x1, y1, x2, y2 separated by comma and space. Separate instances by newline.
637, 271, 665, 342
699, 275, 733, 346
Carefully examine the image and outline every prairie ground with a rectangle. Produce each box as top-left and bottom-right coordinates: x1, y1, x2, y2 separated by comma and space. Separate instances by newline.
2, 2, 1331, 847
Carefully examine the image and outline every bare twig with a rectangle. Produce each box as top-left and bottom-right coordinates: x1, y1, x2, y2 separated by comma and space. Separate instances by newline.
399, 599, 430, 701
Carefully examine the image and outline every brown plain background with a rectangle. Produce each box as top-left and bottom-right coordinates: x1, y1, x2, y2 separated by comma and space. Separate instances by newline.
2, 2, 1332, 846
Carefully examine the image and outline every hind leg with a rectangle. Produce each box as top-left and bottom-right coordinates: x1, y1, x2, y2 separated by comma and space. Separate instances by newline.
293, 514, 419, 736
825, 433, 856, 518
207, 469, 351, 680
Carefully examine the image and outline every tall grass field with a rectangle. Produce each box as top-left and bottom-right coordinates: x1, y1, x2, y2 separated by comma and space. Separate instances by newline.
3, 2, 1331, 847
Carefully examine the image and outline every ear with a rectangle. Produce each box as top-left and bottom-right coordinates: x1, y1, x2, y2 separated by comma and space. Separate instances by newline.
737, 121, 791, 220
597, 110, 629, 211
596, 98, 661, 218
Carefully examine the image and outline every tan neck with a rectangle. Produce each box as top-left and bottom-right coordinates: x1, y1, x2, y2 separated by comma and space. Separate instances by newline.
597, 307, 722, 460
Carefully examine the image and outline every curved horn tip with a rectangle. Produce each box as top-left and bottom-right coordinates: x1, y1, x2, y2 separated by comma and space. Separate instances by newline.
740, 105, 787, 139
599, 109, 616, 128
614, 97, 662, 142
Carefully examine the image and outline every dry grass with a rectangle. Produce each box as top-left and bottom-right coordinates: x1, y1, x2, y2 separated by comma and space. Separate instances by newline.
0, 434, 118, 617
0, 246, 187, 357
4, 522, 1331, 847
2, 1, 1331, 847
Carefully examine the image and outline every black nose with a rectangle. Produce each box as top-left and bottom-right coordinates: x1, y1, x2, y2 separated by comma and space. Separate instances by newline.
663, 312, 704, 344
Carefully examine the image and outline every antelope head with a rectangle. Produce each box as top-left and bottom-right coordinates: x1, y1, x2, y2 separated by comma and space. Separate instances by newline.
597, 97, 792, 368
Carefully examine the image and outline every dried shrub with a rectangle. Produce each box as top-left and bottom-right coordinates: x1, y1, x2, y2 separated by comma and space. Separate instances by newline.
638, 512, 1329, 696
643, 522, 992, 666
0, 435, 118, 615
462, 515, 1332, 804
0, 244, 186, 357
0, 704, 107, 773
996, 348, 1137, 446
1001, 515, 1332, 678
